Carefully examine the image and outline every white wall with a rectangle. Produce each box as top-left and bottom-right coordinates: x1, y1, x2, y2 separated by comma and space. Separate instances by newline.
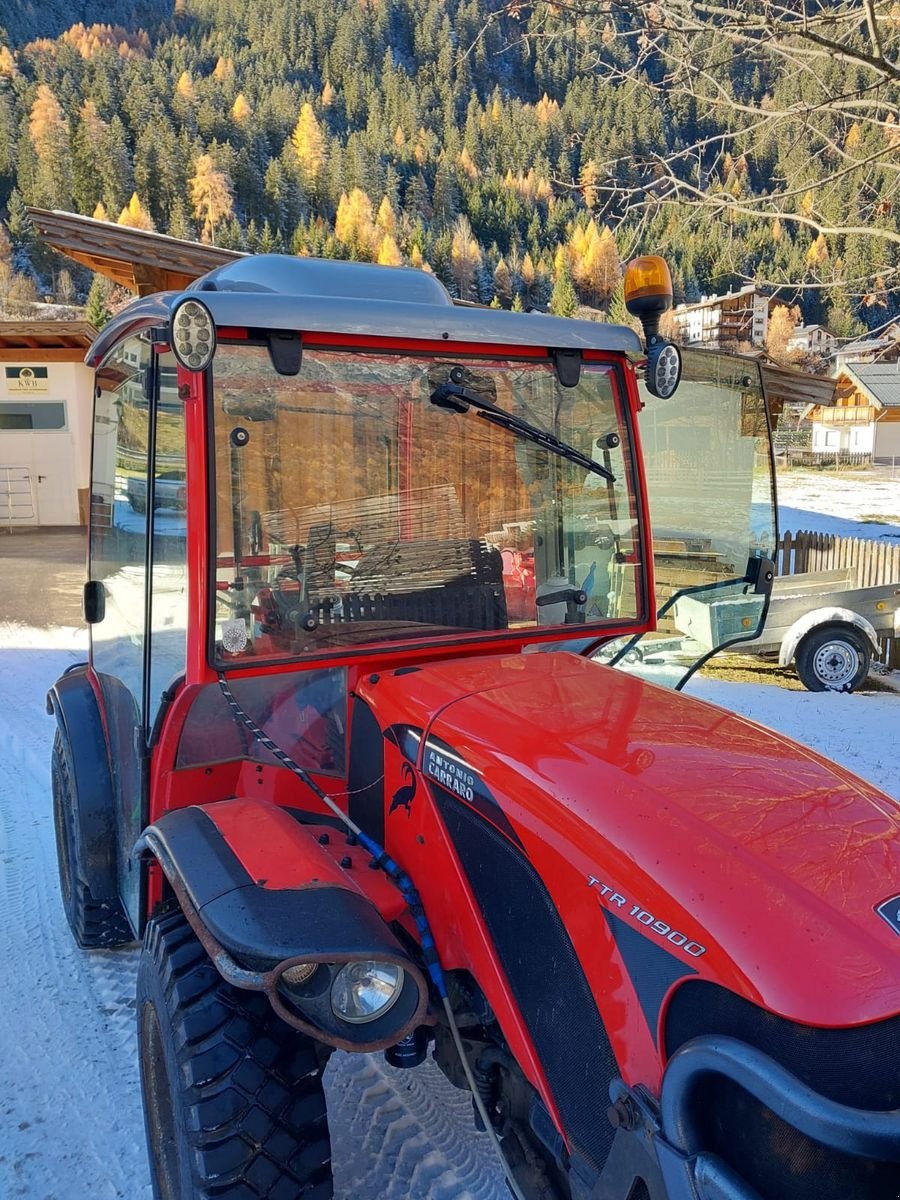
811, 420, 874, 455
0, 358, 94, 525
874, 419, 900, 462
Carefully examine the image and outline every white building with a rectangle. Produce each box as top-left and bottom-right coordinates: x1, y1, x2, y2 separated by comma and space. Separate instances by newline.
0, 322, 97, 526
786, 324, 835, 358
671, 285, 769, 348
808, 362, 900, 462
830, 325, 900, 373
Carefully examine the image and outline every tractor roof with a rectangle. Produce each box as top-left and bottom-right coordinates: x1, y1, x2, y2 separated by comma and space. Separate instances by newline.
87, 254, 642, 366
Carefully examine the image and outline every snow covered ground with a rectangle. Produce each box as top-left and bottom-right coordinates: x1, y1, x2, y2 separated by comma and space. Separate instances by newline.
0, 617, 897, 1200
777, 465, 900, 541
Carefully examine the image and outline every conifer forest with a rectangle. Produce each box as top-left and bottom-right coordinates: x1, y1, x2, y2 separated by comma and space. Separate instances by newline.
0, 0, 898, 334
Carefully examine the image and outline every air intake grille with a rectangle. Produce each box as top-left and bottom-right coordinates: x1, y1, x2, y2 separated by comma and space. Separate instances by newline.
665, 980, 900, 1200
433, 785, 618, 1172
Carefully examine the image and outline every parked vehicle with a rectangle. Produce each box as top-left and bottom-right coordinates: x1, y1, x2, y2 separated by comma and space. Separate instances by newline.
48, 253, 900, 1200
126, 468, 186, 513
729, 567, 900, 691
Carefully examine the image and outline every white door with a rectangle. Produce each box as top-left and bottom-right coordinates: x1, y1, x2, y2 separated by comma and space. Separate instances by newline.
30, 430, 78, 524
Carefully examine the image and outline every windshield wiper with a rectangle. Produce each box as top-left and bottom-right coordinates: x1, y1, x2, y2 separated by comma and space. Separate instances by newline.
430, 380, 615, 482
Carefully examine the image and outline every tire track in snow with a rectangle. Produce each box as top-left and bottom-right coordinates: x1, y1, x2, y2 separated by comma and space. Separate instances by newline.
325, 1053, 506, 1199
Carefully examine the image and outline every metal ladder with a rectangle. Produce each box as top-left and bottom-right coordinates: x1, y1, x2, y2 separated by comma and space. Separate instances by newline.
0, 466, 36, 531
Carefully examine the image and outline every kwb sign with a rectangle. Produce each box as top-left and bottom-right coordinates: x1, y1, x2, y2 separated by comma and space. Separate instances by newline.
5, 366, 48, 393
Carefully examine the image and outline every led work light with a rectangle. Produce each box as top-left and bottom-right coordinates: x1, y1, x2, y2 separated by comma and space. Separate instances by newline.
331, 960, 405, 1024
623, 255, 682, 400
171, 298, 216, 371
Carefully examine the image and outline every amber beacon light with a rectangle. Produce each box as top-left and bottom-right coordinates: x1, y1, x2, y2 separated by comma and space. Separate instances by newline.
624, 254, 682, 399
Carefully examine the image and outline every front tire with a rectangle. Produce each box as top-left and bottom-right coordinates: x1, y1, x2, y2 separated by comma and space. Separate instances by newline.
137, 908, 333, 1200
51, 731, 132, 948
794, 624, 872, 693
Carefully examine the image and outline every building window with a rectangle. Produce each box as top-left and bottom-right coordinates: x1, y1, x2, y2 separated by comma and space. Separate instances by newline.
0, 401, 67, 430
823, 429, 840, 448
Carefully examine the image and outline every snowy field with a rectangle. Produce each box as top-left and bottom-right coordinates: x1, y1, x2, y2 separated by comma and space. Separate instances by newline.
1, 465, 899, 1199
777, 464, 900, 541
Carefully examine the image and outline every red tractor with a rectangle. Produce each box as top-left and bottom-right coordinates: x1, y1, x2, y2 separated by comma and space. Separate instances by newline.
49, 253, 900, 1200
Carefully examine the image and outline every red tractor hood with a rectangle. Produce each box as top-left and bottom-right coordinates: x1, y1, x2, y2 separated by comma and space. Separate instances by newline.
383, 652, 900, 1027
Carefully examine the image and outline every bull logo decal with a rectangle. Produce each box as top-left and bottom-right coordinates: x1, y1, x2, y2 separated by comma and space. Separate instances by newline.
389, 763, 417, 818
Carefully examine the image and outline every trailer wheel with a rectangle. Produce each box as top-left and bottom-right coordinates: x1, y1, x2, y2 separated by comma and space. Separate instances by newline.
137, 908, 333, 1200
51, 731, 132, 948
794, 625, 871, 693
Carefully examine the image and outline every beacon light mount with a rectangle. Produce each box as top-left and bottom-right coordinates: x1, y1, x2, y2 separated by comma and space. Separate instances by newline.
624, 255, 682, 400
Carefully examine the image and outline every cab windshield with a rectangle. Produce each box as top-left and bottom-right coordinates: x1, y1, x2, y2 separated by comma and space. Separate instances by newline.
210, 344, 645, 664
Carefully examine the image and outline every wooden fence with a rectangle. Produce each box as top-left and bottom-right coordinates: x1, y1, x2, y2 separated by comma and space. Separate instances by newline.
777, 530, 900, 585
777, 529, 900, 666
780, 450, 872, 470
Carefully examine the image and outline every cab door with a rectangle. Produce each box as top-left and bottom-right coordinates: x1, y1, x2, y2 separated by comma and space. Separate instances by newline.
89, 335, 186, 932
599, 350, 777, 689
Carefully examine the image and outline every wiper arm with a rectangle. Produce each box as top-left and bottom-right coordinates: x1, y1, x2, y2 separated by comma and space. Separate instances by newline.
431, 381, 615, 482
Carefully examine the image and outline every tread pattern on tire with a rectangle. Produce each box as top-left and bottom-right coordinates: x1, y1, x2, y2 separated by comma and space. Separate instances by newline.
141, 908, 333, 1199
52, 731, 133, 948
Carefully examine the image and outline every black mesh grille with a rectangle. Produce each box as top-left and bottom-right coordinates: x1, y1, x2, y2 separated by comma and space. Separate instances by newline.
433, 787, 618, 1172
665, 980, 900, 1200
347, 697, 384, 843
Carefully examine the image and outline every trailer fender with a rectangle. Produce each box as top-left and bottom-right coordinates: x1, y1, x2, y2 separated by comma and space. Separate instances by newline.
46, 664, 118, 897
778, 608, 880, 668
135, 798, 429, 1051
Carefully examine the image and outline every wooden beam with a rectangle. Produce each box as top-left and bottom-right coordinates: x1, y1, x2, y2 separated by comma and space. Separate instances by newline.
134, 264, 169, 297
0, 348, 89, 362
51, 245, 137, 289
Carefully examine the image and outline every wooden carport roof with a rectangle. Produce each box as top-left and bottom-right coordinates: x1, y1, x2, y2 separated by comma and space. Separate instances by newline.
759, 362, 837, 408
26, 207, 244, 295
0, 321, 98, 362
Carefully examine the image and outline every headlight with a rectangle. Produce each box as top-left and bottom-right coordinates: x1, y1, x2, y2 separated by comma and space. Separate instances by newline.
171, 298, 216, 371
330, 960, 405, 1024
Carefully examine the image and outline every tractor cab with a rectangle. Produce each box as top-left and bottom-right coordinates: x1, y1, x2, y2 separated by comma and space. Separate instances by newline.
85, 253, 777, 715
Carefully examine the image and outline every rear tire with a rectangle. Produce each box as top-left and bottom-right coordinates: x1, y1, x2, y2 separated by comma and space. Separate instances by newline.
794, 625, 871, 693
137, 908, 333, 1200
51, 730, 132, 948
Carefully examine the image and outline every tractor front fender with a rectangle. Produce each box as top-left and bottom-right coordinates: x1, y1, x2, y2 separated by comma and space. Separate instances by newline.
46, 664, 118, 898
135, 799, 429, 1051
778, 608, 880, 668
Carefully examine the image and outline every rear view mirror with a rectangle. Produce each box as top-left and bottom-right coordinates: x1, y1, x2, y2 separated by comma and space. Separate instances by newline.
83, 580, 105, 624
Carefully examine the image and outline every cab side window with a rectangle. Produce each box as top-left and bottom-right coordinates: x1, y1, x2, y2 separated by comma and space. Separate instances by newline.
90, 335, 151, 713
91, 342, 187, 731
148, 353, 187, 726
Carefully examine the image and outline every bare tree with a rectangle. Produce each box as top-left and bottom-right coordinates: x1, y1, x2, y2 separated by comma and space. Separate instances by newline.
492, 1, 900, 290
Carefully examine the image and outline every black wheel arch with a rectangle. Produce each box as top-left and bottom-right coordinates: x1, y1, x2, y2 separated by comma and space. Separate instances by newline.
46, 663, 120, 900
